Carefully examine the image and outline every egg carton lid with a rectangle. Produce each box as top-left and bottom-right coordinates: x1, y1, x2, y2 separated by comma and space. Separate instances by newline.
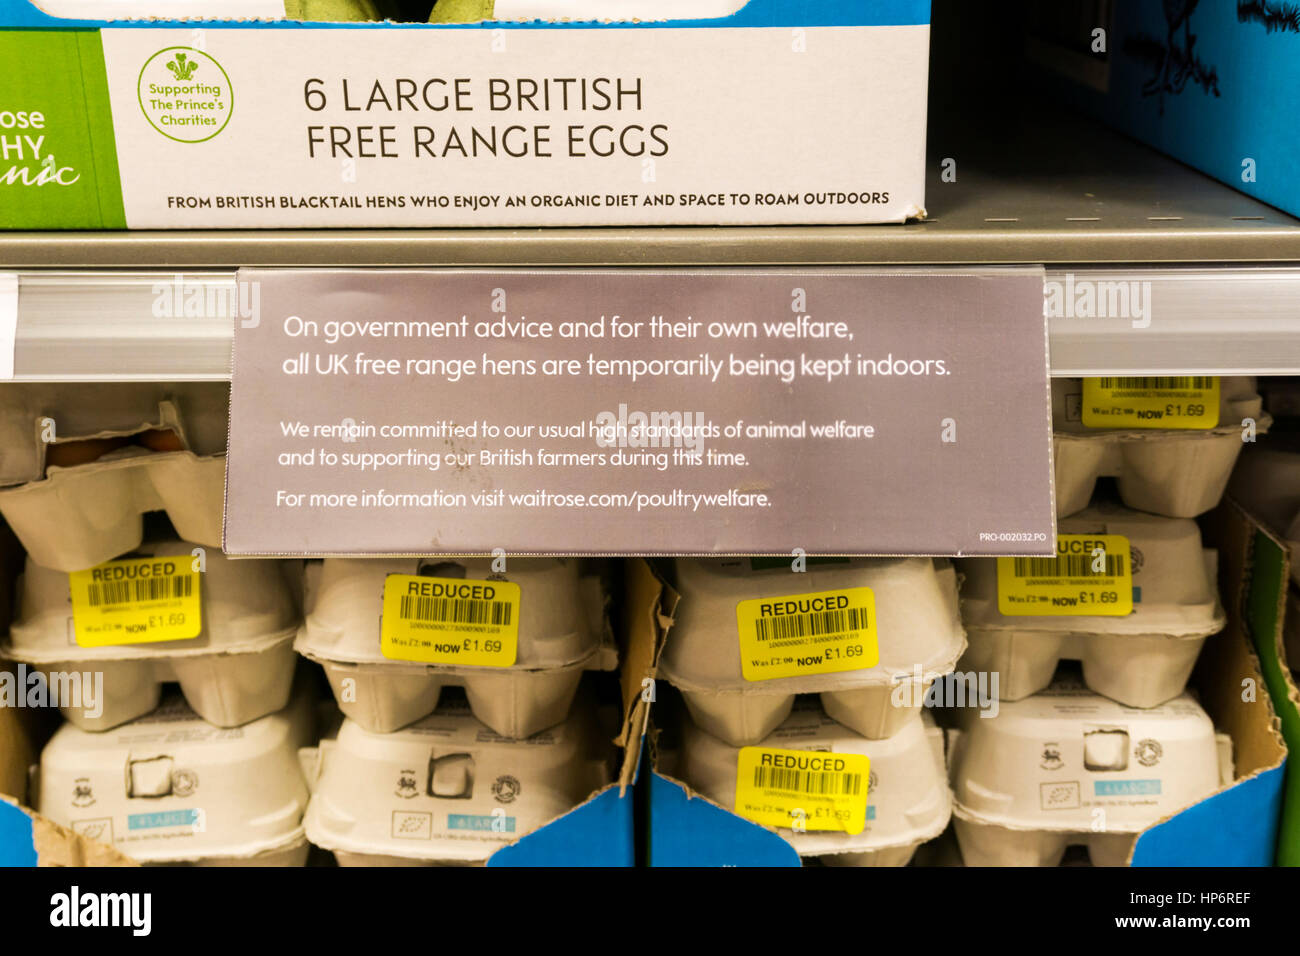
34, 691, 312, 862
676, 701, 951, 857
960, 504, 1225, 638
303, 695, 611, 862
295, 556, 612, 672
3, 538, 298, 664
949, 681, 1230, 834
660, 557, 965, 695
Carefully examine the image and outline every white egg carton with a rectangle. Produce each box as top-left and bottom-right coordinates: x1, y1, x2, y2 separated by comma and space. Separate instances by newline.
33, 691, 313, 866
296, 557, 614, 738
301, 694, 611, 865
658, 558, 966, 747
1227, 440, 1300, 589
949, 679, 1231, 866
0, 398, 227, 572
432, 0, 746, 23
2, 539, 299, 731
1052, 377, 1268, 518
675, 699, 951, 866
958, 504, 1225, 708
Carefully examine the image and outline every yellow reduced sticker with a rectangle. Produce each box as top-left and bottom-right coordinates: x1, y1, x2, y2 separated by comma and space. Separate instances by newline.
380, 575, 519, 666
736, 587, 878, 681
998, 534, 1133, 616
70, 556, 202, 647
735, 747, 869, 834
1081, 376, 1220, 429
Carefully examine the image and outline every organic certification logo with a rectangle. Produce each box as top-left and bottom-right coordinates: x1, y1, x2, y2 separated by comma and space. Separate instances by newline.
137, 47, 232, 143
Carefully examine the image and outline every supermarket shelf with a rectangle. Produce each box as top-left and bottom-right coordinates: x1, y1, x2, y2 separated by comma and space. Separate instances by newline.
9, 265, 1300, 381
2, 114, 1300, 268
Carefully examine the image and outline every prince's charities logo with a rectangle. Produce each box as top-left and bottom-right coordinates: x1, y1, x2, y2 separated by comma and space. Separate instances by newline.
138, 47, 233, 144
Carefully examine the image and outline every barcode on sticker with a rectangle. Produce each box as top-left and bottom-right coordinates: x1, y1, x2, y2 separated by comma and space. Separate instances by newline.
1011, 554, 1125, 578
1094, 376, 1214, 391
752, 764, 864, 797
752, 606, 868, 643
70, 557, 202, 647
736, 587, 879, 681
734, 747, 870, 835
997, 534, 1134, 617
380, 574, 520, 667
87, 575, 195, 607
398, 594, 514, 628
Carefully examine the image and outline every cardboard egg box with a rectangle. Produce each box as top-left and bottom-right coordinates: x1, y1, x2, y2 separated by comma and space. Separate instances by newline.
297, 556, 618, 739
663, 695, 951, 867
948, 678, 1231, 867
957, 503, 1225, 709
302, 687, 617, 865
2, 538, 300, 731
0, 0, 930, 229
0, 554, 650, 866
640, 523, 1288, 866
0, 385, 230, 573
657, 556, 966, 747
32, 689, 314, 866
1052, 377, 1269, 519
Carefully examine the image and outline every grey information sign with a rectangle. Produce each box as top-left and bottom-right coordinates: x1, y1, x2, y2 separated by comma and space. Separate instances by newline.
224, 268, 1054, 556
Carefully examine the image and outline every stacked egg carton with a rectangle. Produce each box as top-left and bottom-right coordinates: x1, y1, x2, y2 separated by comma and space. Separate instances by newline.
297, 556, 619, 865
0, 385, 313, 865
658, 557, 964, 865
949, 376, 1259, 866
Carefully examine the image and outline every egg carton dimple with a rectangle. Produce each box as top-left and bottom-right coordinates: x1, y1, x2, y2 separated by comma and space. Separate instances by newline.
297, 557, 613, 739
674, 700, 952, 867
1052, 377, 1269, 519
948, 680, 1230, 867
957, 504, 1225, 708
301, 695, 612, 865
2, 539, 300, 731
658, 557, 966, 747
0, 400, 226, 573
34, 690, 313, 866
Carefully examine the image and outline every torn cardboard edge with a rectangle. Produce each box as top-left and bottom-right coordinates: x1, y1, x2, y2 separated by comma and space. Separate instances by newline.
1204, 497, 1298, 865
1125, 498, 1291, 865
